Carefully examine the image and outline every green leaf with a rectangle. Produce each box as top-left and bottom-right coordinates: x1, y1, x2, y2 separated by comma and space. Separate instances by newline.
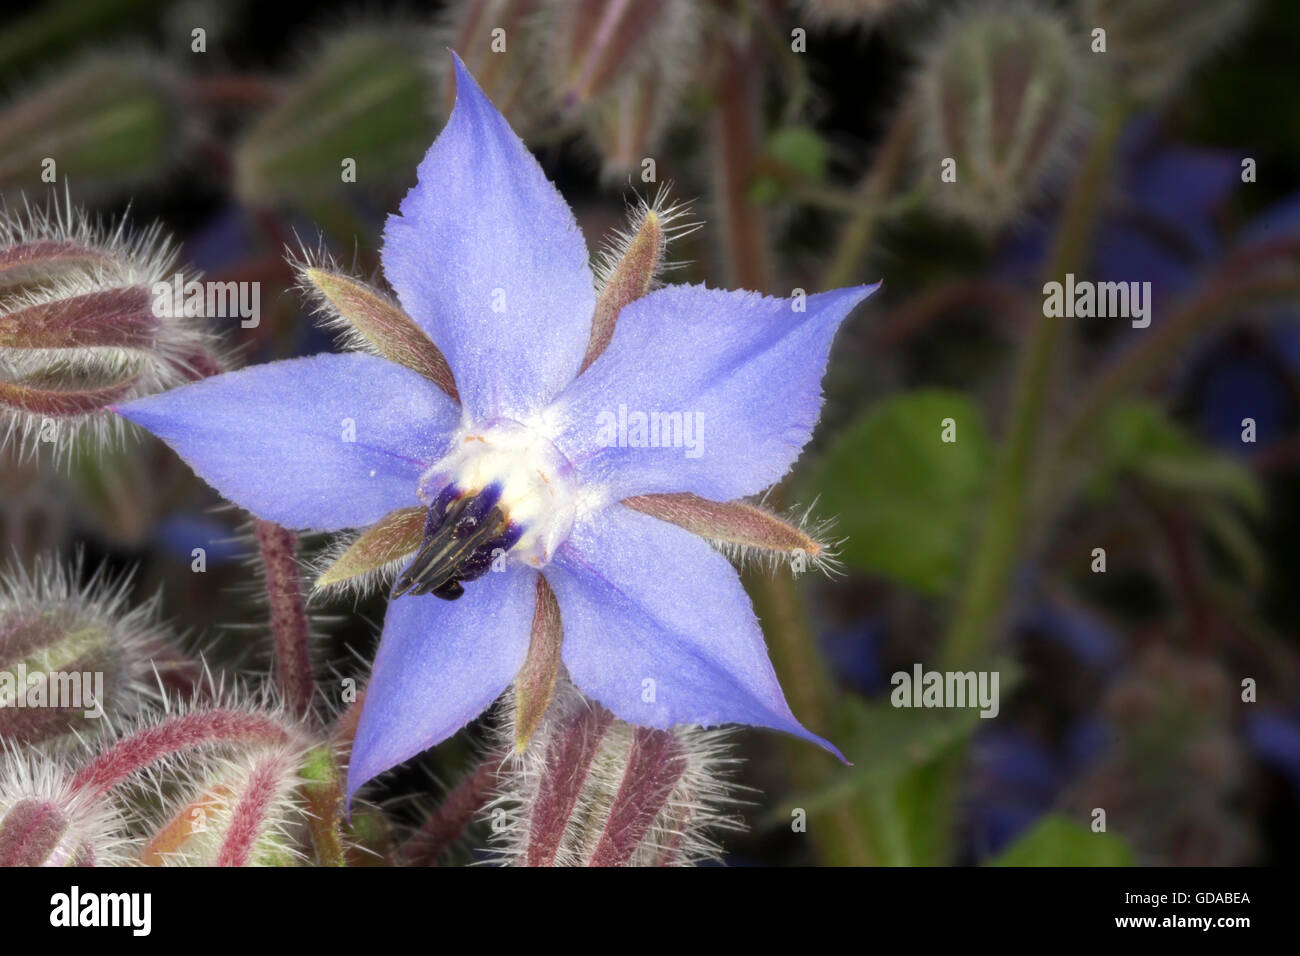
1086, 401, 1265, 582
1088, 401, 1263, 514
987, 814, 1135, 866
767, 125, 827, 180
801, 390, 991, 595
749, 126, 828, 204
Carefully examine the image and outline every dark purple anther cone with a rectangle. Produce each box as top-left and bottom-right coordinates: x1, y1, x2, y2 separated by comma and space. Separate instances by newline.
393, 483, 523, 600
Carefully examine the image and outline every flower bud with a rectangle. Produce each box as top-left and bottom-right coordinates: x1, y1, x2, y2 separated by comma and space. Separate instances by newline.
1063, 648, 1249, 864
487, 679, 741, 866
1082, 0, 1254, 103
137, 747, 307, 866
0, 556, 187, 747
0, 749, 127, 866
579, 66, 676, 184
0, 55, 185, 199
545, 0, 692, 109
544, 0, 699, 181
915, 4, 1084, 229
0, 198, 217, 460
235, 26, 436, 208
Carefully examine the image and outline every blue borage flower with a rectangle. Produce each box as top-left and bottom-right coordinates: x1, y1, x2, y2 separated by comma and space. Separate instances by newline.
116, 54, 877, 799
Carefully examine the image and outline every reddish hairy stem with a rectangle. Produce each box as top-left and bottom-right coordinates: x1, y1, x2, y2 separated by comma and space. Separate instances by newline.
254, 520, 315, 720
710, 33, 773, 292
216, 751, 293, 867
70, 709, 297, 798
398, 756, 502, 866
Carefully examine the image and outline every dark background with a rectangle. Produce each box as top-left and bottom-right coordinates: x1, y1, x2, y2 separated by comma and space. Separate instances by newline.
2, 0, 1298, 865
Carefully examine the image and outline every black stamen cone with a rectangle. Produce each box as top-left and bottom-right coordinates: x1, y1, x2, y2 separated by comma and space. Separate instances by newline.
393, 484, 521, 601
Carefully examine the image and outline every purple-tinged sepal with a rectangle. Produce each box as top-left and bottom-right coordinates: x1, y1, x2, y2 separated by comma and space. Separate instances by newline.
624, 492, 842, 575
295, 258, 458, 400
0, 198, 220, 463
486, 678, 741, 866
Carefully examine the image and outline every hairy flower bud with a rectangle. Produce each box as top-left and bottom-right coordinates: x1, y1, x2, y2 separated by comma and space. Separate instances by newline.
0, 556, 191, 747
235, 25, 436, 208
578, 68, 673, 184
915, 3, 1084, 229
137, 746, 307, 866
0, 197, 219, 461
544, 0, 699, 181
486, 680, 742, 866
1062, 647, 1250, 864
0, 748, 128, 866
56, 685, 325, 866
0, 55, 185, 199
545, 0, 694, 109
1083, 0, 1254, 103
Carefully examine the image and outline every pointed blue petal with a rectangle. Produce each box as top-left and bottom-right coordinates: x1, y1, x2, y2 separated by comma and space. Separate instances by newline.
115, 352, 459, 532
347, 567, 536, 798
545, 505, 844, 759
381, 53, 595, 422
547, 282, 877, 501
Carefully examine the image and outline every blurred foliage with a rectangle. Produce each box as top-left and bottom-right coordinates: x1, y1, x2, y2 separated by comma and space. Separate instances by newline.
1087, 400, 1264, 513
989, 815, 1134, 867
0, 0, 1298, 867
234, 27, 435, 211
802, 390, 990, 595
0, 56, 182, 196
782, 693, 982, 865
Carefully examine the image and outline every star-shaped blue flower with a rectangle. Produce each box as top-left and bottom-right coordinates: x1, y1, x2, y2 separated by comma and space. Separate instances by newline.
116, 55, 876, 799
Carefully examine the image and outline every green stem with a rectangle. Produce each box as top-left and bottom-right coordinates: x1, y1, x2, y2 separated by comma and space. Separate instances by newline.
942, 101, 1128, 670
742, 479, 874, 865
298, 744, 347, 867
709, 24, 874, 862
744, 564, 874, 866
254, 519, 316, 721
820, 102, 918, 290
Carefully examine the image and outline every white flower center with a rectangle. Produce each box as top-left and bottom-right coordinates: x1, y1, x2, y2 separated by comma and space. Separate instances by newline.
417, 418, 579, 569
